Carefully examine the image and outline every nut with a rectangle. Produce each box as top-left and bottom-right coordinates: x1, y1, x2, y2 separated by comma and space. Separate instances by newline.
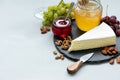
101, 46, 118, 55
40, 26, 50, 34
107, 49, 112, 55
53, 50, 57, 55
116, 56, 120, 63
40, 26, 47, 34
62, 40, 66, 44
55, 42, 60, 46
55, 36, 72, 50
101, 50, 107, 55
67, 36, 72, 40
112, 50, 117, 54
104, 47, 109, 50
63, 42, 69, 46
108, 47, 115, 51
55, 54, 61, 60
61, 45, 69, 50
64, 38, 67, 40
114, 48, 118, 52
67, 36, 72, 43
46, 26, 50, 31
40, 26, 44, 31
41, 29, 47, 34
110, 47, 118, 54
55, 40, 62, 46
61, 54, 64, 60
109, 59, 114, 64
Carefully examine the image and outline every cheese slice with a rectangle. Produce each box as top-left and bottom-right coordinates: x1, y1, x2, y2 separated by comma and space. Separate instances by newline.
68, 22, 116, 51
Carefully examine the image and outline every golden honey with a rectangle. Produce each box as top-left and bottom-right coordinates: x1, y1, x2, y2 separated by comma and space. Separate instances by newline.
74, 0, 102, 31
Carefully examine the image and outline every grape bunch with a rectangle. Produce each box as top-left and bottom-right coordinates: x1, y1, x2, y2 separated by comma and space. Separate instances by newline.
101, 16, 120, 36
42, 1, 74, 26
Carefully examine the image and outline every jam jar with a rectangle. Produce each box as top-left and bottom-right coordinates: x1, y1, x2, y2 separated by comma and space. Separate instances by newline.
52, 16, 72, 39
74, 0, 102, 31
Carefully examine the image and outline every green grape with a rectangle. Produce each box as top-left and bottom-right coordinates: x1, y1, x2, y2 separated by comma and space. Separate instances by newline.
53, 5, 57, 11
70, 11, 75, 19
66, 3, 70, 8
60, 7, 66, 14
43, 11, 48, 16
48, 11, 53, 18
42, 20, 47, 26
57, 10, 61, 16
43, 15, 47, 20
58, 3, 63, 10
42, 20, 51, 26
58, 1, 65, 7
43, 11, 49, 18
54, 13, 58, 19
60, 2, 65, 6
49, 17, 53, 22
65, 9, 69, 14
48, 6, 53, 11
46, 20, 51, 26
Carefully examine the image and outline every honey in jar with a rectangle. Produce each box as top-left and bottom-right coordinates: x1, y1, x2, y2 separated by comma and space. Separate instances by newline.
74, 0, 102, 31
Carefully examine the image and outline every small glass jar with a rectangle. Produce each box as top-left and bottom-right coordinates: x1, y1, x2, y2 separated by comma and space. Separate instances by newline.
52, 16, 72, 39
74, 0, 102, 31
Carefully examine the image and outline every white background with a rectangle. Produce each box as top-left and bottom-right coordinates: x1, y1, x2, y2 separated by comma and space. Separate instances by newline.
0, 0, 120, 80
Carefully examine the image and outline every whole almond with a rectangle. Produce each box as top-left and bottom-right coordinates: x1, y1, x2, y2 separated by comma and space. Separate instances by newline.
46, 26, 50, 31
107, 49, 112, 55
60, 54, 64, 60
40, 26, 44, 31
116, 56, 120, 63
109, 59, 114, 64
114, 48, 118, 52
104, 47, 109, 50
55, 55, 61, 60
53, 50, 57, 55
59, 54, 63, 57
108, 47, 115, 51
112, 50, 117, 54
41, 29, 47, 34
101, 50, 107, 55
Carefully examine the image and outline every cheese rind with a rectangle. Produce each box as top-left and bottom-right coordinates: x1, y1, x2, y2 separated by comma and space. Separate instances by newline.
68, 23, 116, 51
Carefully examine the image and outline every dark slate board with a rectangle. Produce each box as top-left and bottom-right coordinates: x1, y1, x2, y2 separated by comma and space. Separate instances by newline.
54, 21, 120, 64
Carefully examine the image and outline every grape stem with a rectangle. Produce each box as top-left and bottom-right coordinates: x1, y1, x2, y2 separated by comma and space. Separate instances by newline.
57, 0, 64, 7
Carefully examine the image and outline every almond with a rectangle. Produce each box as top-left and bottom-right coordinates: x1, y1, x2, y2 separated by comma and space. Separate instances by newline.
107, 49, 112, 55
112, 51, 117, 54
109, 59, 114, 64
55, 54, 61, 60
46, 26, 50, 31
60, 54, 64, 60
116, 56, 120, 63
41, 29, 47, 34
108, 47, 115, 51
114, 48, 118, 52
104, 47, 109, 50
40, 26, 44, 31
53, 50, 57, 55
101, 50, 107, 55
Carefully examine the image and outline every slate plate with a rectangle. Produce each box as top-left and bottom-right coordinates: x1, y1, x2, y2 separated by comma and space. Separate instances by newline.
54, 21, 120, 64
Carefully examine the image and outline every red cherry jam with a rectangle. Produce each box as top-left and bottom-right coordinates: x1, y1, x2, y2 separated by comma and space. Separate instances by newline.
52, 17, 72, 39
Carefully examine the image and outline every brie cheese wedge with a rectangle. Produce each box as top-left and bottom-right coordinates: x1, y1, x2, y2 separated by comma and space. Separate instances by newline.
68, 22, 116, 51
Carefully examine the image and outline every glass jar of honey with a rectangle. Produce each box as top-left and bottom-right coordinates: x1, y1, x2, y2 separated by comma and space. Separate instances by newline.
74, 0, 102, 31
